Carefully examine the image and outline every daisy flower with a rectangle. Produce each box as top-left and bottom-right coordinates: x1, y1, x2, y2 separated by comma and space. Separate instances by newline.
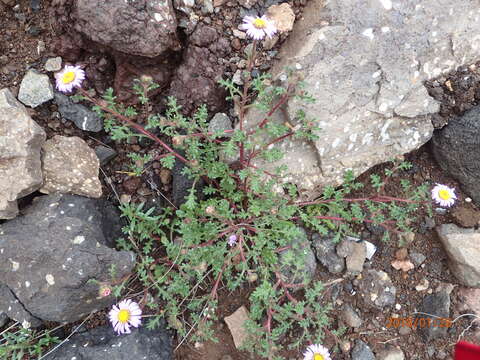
303, 344, 332, 360
228, 234, 237, 247
108, 299, 142, 335
431, 184, 457, 207
241, 15, 276, 40
54, 65, 85, 93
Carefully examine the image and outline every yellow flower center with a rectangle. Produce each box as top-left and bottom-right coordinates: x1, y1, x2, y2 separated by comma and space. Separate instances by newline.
314, 354, 324, 360
438, 189, 451, 200
117, 309, 130, 323
253, 18, 267, 29
62, 71, 76, 84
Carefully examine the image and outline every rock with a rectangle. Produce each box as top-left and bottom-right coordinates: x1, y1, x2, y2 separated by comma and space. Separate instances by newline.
451, 206, 480, 228
244, 0, 480, 196
351, 339, 376, 360
358, 269, 396, 309
43, 325, 172, 360
266, 3, 295, 33
44, 57, 62, 72
95, 145, 118, 166
0, 311, 7, 328
415, 278, 429, 292
40, 136, 103, 198
55, 93, 103, 132
0, 88, 46, 219
0, 194, 135, 324
169, 26, 229, 115
208, 112, 232, 136
432, 106, 480, 205
376, 347, 405, 360
72, 0, 179, 57
173, 0, 195, 15
278, 228, 317, 286
417, 290, 450, 341
410, 252, 426, 267
232, 69, 243, 85
311, 233, 345, 274
200, 0, 213, 13
336, 238, 366, 274
0, 284, 42, 328
224, 306, 250, 349
457, 287, 480, 337
436, 223, 480, 287
340, 304, 363, 328
238, 0, 257, 8
18, 69, 54, 108
391, 259, 414, 272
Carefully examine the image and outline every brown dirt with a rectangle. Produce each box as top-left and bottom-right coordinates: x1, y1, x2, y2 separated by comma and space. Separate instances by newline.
2, 1, 480, 360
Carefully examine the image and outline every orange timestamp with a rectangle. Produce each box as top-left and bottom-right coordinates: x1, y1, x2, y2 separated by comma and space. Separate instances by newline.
386, 317, 453, 329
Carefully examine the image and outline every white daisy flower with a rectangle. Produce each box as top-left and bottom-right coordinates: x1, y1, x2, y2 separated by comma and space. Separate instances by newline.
303, 344, 332, 360
240, 15, 277, 40
431, 184, 457, 207
108, 299, 142, 335
54, 65, 85, 93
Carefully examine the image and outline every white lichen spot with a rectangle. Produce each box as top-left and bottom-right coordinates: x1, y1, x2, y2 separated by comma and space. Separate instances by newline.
361, 28, 374, 40
25, 281, 30, 288
46, 274, 55, 285
154, 12, 163, 22
10, 259, 19, 271
73, 235, 85, 245
379, 0, 392, 10
22, 320, 31, 329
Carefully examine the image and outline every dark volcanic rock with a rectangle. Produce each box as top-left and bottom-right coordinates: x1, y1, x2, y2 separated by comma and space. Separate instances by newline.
55, 93, 103, 132
0, 194, 134, 324
432, 106, 480, 205
417, 290, 451, 341
44, 324, 172, 360
0, 284, 42, 328
169, 25, 230, 115
72, 0, 180, 57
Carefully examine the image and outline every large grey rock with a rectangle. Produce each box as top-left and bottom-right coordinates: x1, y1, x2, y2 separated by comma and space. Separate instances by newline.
432, 106, 480, 205
357, 269, 396, 309
55, 93, 103, 132
18, 69, 54, 108
72, 0, 179, 57
245, 0, 480, 197
44, 325, 172, 360
0, 88, 46, 219
40, 136, 103, 198
0, 194, 135, 324
436, 223, 480, 286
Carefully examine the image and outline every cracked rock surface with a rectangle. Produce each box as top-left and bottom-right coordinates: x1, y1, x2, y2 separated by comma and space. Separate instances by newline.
0, 194, 135, 324
248, 0, 480, 196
